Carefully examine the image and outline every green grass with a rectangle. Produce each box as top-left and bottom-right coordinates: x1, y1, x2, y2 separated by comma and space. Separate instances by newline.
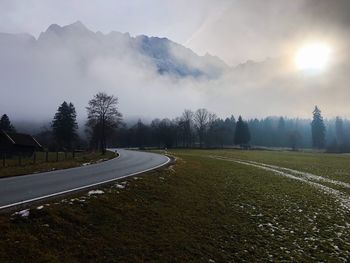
198, 149, 350, 183
1, 149, 350, 262
0, 151, 116, 178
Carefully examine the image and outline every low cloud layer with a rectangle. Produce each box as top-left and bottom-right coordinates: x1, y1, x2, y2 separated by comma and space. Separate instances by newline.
1, 1, 350, 124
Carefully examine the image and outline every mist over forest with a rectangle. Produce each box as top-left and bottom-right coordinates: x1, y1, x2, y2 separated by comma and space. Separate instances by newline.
1, 0, 350, 151
1, 14, 350, 126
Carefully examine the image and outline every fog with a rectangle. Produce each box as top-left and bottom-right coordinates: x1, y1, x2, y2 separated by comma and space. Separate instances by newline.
1, 0, 350, 128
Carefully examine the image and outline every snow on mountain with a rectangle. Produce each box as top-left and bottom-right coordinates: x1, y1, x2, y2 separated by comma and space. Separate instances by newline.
0, 22, 229, 121
27, 21, 228, 78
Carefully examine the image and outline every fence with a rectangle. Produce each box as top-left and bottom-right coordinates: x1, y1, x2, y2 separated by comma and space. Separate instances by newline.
1, 151, 77, 168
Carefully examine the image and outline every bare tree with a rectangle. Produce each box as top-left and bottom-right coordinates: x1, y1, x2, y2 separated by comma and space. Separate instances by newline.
181, 109, 194, 148
208, 112, 217, 125
86, 92, 122, 153
194, 108, 209, 148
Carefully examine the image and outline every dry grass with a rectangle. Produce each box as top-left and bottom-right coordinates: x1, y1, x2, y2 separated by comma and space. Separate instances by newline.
0, 149, 350, 262
0, 151, 116, 178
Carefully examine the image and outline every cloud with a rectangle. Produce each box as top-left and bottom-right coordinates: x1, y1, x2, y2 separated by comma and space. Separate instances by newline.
1, 1, 350, 126
186, 0, 350, 65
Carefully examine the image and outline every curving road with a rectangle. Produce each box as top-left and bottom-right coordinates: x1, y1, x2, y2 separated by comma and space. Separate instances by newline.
0, 149, 170, 210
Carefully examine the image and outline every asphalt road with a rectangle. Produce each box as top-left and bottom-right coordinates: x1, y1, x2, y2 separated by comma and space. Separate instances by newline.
0, 149, 170, 209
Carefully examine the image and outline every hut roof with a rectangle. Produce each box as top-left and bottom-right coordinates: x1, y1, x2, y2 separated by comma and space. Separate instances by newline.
1, 130, 42, 148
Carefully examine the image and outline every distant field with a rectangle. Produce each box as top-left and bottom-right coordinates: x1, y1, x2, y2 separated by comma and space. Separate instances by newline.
1, 149, 350, 262
0, 151, 116, 178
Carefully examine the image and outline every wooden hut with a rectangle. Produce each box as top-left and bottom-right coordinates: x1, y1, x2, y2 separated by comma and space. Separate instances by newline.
0, 130, 43, 155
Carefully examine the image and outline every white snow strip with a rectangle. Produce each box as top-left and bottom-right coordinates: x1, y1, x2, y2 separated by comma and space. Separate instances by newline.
13, 209, 30, 218
212, 156, 350, 189
210, 156, 350, 211
87, 190, 105, 196
246, 159, 350, 189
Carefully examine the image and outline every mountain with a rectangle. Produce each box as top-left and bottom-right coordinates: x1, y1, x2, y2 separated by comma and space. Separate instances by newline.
2, 21, 348, 121
12, 21, 228, 79
0, 21, 230, 121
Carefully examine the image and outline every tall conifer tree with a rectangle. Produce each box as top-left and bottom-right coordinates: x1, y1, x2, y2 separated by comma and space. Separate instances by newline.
311, 106, 326, 149
234, 116, 251, 147
52, 101, 78, 150
0, 114, 16, 133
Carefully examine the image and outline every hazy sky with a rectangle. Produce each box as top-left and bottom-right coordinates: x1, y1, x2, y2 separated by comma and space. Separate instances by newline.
1, 0, 350, 124
1, 0, 349, 65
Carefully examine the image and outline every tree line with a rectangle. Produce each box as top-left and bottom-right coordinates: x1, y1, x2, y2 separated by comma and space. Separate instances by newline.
110, 106, 350, 152
2, 93, 350, 153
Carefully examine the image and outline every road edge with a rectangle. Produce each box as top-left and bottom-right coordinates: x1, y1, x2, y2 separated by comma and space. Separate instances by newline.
0, 151, 170, 211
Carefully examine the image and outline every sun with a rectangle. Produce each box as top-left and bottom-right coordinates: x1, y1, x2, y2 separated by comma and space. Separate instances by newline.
294, 43, 331, 71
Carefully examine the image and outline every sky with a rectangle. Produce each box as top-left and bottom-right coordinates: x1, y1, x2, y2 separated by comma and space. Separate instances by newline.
0, 0, 219, 56
1, 0, 350, 125
1, 0, 349, 65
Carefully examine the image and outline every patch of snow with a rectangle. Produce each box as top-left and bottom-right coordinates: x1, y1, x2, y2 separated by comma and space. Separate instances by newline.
13, 209, 30, 218
210, 156, 350, 212
115, 184, 125, 189
82, 162, 91, 166
88, 190, 105, 196
36, 205, 44, 210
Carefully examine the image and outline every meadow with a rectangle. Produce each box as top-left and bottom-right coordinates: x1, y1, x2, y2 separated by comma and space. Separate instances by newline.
1, 149, 350, 262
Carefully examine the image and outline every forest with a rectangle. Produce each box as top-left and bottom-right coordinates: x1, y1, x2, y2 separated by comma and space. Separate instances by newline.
1, 93, 349, 153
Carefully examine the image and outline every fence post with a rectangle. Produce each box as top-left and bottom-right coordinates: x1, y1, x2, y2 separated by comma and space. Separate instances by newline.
56, 152, 59, 162
72, 150, 75, 159
46, 151, 49, 162
64, 151, 67, 160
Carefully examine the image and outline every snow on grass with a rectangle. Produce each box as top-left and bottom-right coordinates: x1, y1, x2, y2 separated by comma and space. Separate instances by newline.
210, 156, 350, 212
242, 159, 350, 189
87, 190, 105, 196
115, 181, 127, 189
212, 154, 350, 259
212, 155, 350, 190
13, 209, 30, 218
36, 205, 44, 210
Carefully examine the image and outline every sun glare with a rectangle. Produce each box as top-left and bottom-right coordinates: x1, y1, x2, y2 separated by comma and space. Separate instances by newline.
295, 43, 331, 71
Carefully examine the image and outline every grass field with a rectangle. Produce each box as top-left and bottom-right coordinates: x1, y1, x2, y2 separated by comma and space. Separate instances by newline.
1, 149, 350, 262
0, 151, 116, 178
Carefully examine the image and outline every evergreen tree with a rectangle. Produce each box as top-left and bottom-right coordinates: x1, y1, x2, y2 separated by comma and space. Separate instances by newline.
0, 114, 16, 133
311, 106, 326, 149
289, 130, 301, 151
234, 116, 251, 147
277, 117, 286, 146
52, 101, 78, 150
223, 116, 236, 145
335, 116, 344, 145
134, 119, 150, 147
